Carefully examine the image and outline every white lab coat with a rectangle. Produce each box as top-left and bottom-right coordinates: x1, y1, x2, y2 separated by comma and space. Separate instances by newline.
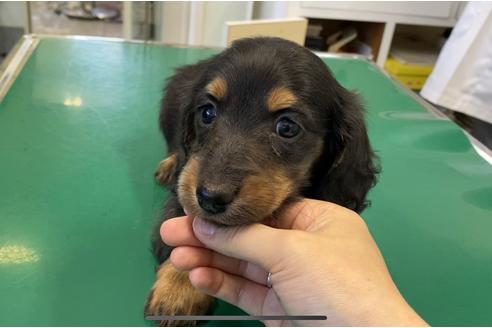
420, 2, 492, 124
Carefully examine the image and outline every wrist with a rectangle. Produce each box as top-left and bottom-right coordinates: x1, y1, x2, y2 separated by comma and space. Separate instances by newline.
356, 292, 428, 326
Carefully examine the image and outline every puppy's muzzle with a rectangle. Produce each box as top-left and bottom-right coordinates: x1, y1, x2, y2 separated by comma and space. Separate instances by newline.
196, 186, 235, 214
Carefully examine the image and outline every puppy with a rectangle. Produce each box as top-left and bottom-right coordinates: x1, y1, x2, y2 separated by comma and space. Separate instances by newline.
145, 37, 379, 326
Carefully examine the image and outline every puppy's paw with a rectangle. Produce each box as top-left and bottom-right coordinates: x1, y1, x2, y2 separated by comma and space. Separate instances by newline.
145, 261, 213, 326
155, 154, 177, 185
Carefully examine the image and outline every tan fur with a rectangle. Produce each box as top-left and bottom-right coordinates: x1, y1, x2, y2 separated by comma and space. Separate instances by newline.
155, 154, 177, 185
206, 76, 227, 100
237, 168, 294, 218
177, 156, 203, 219
266, 86, 297, 112
177, 155, 296, 225
145, 260, 213, 326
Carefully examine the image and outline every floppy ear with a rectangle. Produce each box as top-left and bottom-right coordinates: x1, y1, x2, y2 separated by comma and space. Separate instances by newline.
309, 87, 379, 213
158, 59, 211, 188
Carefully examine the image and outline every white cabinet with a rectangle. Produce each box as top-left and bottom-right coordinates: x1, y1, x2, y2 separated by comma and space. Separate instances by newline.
299, 2, 457, 20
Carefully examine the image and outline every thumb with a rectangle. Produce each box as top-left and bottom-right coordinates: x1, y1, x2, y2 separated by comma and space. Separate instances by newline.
192, 217, 287, 272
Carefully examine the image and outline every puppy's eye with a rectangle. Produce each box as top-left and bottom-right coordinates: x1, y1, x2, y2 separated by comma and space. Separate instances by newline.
276, 117, 301, 138
200, 103, 216, 124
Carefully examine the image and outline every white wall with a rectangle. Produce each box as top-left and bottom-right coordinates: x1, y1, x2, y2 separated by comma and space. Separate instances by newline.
154, 1, 190, 44
201, 2, 252, 47
252, 1, 288, 20
0, 1, 27, 29
154, 1, 253, 47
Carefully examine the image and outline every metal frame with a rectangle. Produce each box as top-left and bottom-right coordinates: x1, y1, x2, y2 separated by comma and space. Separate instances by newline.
464, 131, 492, 165
0, 35, 38, 102
1, 34, 489, 163
29, 33, 223, 50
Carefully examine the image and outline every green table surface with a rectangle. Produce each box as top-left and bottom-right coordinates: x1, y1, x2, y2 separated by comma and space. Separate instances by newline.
0, 37, 491, 327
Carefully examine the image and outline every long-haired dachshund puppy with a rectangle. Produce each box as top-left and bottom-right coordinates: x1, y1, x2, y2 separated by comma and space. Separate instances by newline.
145, 37, 379, 326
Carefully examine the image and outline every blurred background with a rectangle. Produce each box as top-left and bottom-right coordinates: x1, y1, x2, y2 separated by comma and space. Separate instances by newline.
0, 1, 463, 77
0, 1, 490, 150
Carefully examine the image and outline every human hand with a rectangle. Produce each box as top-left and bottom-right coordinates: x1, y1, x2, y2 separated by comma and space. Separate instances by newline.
161, 198, 427, 326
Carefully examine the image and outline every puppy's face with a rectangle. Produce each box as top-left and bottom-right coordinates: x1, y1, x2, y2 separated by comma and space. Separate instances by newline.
176, 38, 371, 224
178, 79, 324, 225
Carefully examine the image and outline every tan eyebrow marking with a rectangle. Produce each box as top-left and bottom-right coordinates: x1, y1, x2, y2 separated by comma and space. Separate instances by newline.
205, 76, 227, 100
266, 86, 297, 112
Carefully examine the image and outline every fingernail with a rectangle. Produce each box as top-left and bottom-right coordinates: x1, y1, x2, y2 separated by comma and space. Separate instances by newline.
193, 217, 217, 236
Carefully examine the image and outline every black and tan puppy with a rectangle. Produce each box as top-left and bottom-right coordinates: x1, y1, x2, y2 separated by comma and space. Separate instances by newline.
145, 37, 379, 325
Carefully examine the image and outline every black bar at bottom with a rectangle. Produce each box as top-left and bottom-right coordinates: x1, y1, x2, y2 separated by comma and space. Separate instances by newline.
146, 315, 327, 321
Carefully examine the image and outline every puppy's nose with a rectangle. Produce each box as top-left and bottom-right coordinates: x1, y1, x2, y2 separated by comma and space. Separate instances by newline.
196, 186, 234, 214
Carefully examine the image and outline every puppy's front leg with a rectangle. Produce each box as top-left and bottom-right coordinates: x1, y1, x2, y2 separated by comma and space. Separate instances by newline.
155, 153, 177, 185
145, 260, 213, 326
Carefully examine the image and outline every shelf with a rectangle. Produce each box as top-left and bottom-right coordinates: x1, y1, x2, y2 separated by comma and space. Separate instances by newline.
305, 18, 385, 60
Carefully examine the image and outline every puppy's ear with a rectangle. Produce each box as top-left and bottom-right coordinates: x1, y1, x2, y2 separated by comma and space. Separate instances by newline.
309, 88, 379, 213
159, 59, 210, 186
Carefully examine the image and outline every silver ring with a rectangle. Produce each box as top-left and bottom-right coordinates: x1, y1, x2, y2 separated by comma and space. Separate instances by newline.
266, 272, 273, 288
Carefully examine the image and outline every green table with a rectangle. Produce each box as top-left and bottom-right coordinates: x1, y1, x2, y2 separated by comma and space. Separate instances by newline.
1, 36, 491, 326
